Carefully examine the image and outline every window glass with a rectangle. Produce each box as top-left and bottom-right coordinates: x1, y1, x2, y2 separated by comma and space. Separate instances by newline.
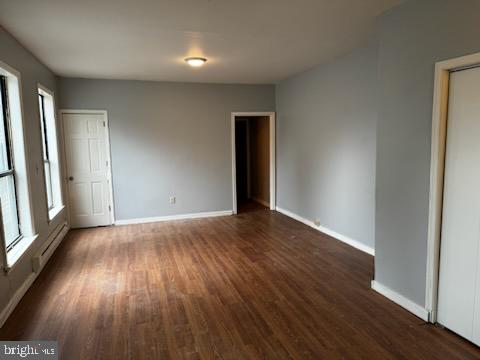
38, 89, 61, 214
44, 160, 52, 209
38, 95, 48, 159
0, 76, 20, 249
0, 175, 20, 247
0, 90, 9, 172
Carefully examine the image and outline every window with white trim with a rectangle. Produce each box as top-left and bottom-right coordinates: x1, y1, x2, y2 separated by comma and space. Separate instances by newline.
38, 87, 63, 219
0, 76, 20, 250
1, 62, 37, 268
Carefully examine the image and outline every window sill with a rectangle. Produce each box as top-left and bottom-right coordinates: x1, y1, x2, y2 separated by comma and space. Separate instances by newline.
6, 234, 38, 270
48, 204, 65, 222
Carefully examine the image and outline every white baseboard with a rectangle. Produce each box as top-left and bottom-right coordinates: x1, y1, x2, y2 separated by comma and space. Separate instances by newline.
114, 210, 233, 226
275, 206, 375, 256
251, 197, 270, 208
371, 280, 430, 321
0, 223, 70, 328
32, 223, 70, 273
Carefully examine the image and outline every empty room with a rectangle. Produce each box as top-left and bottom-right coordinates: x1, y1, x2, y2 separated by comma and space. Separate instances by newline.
0, 0, 480, 359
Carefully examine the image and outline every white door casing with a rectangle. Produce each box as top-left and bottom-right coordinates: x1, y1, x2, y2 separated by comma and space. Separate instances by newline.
231, 112, 276, 214
61, 111, 114, 228
437, 66, 480, 346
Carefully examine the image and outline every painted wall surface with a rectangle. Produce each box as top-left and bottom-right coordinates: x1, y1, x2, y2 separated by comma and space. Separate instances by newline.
0, 27, 68, 314
58, 78, 275, 221
276, 43, 378, 250
375, 0, 480, 306
2, 0, 479, 324
249, 116, 270, 205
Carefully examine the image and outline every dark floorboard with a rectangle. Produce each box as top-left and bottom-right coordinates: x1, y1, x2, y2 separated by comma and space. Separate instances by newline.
1, 207, 479, 359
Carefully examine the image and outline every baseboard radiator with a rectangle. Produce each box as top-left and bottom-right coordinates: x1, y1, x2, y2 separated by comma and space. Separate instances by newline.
32, 222, 69, 273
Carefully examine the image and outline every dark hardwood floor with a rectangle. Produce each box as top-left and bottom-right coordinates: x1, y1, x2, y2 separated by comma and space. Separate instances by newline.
1, 206, 479, 359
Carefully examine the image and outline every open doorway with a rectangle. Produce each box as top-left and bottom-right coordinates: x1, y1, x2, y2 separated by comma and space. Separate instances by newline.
231, 112, 275, 214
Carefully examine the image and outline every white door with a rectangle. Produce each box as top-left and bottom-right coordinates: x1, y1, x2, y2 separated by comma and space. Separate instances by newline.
62, 111, 113, 228
437, 66, 480, 346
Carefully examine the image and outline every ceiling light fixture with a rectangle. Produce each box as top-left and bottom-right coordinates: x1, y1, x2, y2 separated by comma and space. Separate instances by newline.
185, 57, 207, 67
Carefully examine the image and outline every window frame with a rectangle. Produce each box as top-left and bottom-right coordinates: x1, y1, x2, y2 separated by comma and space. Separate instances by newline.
38, 93, 54, 211
0, 60, 38, 271
0, 75, 22, 252
37, 85, 64, 221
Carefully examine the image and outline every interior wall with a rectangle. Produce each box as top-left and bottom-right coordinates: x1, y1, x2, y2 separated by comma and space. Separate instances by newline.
275, 42, 378, 250
248, 116, 270, 206
2, 0, 477, 324
58, 78, 275, 221
0, 27, 68, 315
375, 0, 480, 307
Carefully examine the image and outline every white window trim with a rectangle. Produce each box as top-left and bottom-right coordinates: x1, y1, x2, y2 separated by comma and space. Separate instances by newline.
6, 234, 38, 269
0, 60, 37, 270
49, 204, 65, 222
38, 84, 65, 223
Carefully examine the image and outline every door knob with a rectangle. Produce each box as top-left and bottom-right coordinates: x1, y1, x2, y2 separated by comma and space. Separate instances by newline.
68, 176, 74, 181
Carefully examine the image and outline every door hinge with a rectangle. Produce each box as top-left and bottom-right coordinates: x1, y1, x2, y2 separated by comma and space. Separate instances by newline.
103, 121, 106, 127
106, 160, 109, 167
108, 205, 111, 211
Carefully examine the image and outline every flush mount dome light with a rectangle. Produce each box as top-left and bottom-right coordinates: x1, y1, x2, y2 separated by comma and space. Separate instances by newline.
185, 57, 207, 67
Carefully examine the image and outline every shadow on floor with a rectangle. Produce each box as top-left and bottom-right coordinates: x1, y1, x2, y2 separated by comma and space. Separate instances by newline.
237, 200, 269, 214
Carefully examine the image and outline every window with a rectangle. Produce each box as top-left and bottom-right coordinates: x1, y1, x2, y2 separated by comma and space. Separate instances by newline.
0, 76, 21, 250
38, 87, 63, 219
0, 61, 37, 268
39, 94, 53, 209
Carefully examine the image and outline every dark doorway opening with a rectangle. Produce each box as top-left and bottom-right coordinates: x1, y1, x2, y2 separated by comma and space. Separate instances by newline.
234, 116, 270, 213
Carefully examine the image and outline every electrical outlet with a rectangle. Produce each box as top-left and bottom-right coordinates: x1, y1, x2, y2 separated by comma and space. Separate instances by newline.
169, 196, 176, 204
314, 219, 321, 226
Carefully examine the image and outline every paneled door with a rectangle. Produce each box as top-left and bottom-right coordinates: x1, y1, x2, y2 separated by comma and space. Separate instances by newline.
62, 111, 113, 228
437, 66, 480, 346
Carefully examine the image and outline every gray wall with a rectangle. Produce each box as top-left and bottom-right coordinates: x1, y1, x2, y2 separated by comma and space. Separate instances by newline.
375, 0, 480, 306
276, 43, 378, 250
58, 78, 275, 221
0, 27, 68, 313
3, 0, 479, 322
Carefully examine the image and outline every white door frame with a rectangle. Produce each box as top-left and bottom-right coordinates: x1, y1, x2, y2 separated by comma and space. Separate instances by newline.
231, 112, 276, 214
426, 52, 480, 323
59, 109, 116, 225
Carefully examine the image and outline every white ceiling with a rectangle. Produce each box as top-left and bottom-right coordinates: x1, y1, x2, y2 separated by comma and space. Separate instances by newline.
0, 0, 401, 84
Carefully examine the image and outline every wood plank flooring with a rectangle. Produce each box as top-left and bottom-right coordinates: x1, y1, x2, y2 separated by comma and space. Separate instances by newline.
1, 205, 479, 359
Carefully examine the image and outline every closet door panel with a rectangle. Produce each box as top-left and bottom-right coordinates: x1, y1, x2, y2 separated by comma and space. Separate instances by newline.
437, 67, 480, 346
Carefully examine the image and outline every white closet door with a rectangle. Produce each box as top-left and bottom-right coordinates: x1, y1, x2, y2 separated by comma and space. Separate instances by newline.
62, 112, 112, 228
437, 66, 480, 346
